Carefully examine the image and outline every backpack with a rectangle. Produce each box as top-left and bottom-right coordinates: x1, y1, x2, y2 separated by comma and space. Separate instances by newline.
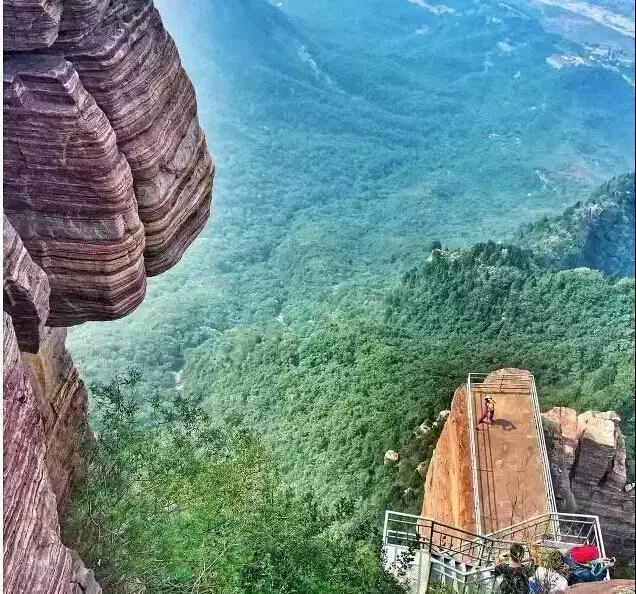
499, 566, 530, 594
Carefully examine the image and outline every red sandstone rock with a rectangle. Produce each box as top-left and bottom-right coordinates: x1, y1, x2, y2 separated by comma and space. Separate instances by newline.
422, 375, 634, 565
3, 2, 213, 591
57, 0, 110, 46
3, 215, 50, 353
543, 407, 635, 562
23, 327, 89, 512
56, 0, 214, 275
3, 314, 99, 594
3, 0, 62, 51
3, 53, 147, 326
422, 384, 476, 532
567, 579, 635, 592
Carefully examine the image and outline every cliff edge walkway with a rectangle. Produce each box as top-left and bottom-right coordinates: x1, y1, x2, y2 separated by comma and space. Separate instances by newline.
382, 369, 607, 593
467, 369, 556, 534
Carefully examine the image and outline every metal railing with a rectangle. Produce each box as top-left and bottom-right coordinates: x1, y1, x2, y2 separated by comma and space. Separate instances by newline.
528, 374, 558, 514
428, 556, 498, 594
466, 373, 482, 535
383, 510, 609, 592
466, 371, 557, 538
384, 511, 498, 566
487, 512, 606, 559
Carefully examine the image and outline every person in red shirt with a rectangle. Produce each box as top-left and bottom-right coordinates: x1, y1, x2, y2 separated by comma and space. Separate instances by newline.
477, 396, 495, 426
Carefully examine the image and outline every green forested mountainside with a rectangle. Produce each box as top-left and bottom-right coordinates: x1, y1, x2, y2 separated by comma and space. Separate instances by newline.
68, 0, 635, 394
62, 0, 635, 586
183, 241, 635, 524
63, 374, 405, 594
64, 196, 635, 592
518, 172, 635, 276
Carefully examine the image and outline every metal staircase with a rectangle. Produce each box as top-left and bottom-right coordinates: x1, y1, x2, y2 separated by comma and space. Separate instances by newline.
383, 511, 607, 593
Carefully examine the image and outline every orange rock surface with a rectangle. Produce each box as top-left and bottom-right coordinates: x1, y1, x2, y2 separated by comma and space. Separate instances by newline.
422, 369, 551, 534
422, 384, 476, 532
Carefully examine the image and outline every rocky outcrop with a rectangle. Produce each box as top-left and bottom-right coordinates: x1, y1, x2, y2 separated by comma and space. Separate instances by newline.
3, 1, 213, 591
3, 215, 50, 353
4, 54, 147, 326
53, 0, 214, 276
23, 327, 89, 512
567, 579, 635, 592
421, 384, 475, 532
543, 408, 635, 562
3, 1, 214, 325
3, 0, 62, 51
3, 314, 98, 594
421, 377, 634, 564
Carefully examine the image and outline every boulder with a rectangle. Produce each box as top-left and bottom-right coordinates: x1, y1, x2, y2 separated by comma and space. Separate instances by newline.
384, 450, 399, 464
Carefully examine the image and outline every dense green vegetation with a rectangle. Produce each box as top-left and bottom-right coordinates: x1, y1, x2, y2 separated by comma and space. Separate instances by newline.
182, 240, 634, 524
518, 172, 635, 276
68, 0, 635, 394
64, 372, 405, 594
66, 224, 634, 591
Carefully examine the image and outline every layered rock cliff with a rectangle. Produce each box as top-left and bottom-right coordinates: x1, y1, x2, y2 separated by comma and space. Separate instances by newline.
421, 383, 476, 533
3, 1, 214, 591
543, 407, 635, 562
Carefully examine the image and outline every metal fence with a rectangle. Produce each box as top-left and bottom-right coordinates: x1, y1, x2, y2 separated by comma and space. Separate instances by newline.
384, 511, 498, 566
383, 510, 609, 592
487, 512, 607, 559
528, 374, 558, 514
466, 374, 482, 535
466, 371, 557, 537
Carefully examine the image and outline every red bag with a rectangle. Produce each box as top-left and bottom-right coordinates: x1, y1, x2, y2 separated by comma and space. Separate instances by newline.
568, 544, 600, 564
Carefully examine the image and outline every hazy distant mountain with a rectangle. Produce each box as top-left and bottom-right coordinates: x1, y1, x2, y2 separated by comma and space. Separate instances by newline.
155, 0, 330, 87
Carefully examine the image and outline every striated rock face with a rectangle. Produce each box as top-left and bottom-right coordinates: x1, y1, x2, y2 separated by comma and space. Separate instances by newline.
543, 408, 635, 562
3, 0, 62, 51
3, 1, 213, 592
57, 0, 109, 46
23, 327, 89, 512
3, 0, 214, 325
4, 53, 147, 326
3, 215, 50, 353
54, 0, 215, 276
3, 314, 99, 594
421, 384, 476, 532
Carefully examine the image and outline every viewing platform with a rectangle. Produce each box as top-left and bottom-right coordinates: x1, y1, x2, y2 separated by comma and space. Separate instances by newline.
382, 369, 607, 592
467, 370, 557, 534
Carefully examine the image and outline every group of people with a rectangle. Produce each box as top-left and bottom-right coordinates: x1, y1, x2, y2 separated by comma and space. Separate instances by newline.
493, 542, 616, 594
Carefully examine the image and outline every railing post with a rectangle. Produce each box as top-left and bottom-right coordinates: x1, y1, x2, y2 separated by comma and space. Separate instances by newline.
467, 374, 483, 534
383, 510, 390, 545
530, 375, 557, 514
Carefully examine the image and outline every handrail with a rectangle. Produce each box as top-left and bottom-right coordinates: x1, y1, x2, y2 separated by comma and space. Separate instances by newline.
466, 374, 483, 534
467, 371, 557, 537
529, 374, 558, 513
383, 510, 610, 589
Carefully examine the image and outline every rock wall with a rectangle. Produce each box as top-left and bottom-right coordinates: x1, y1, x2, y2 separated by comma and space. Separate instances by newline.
543, 407, 635, 562
3, 314, 99, 594
3, 1, 214, 592
421, 384, 476, 533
